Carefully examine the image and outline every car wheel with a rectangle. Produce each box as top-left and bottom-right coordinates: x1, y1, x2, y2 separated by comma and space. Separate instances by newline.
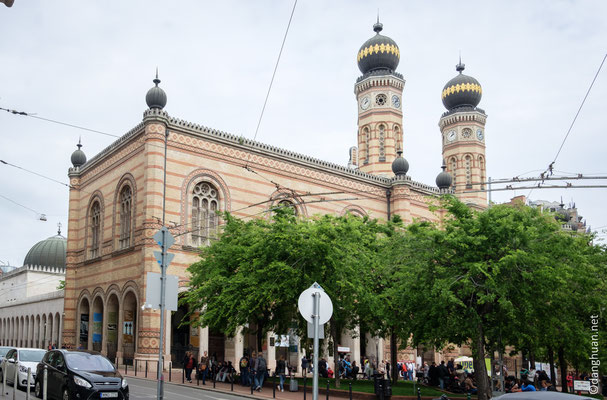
63, 387, 70, 400
34, 380, 43, 399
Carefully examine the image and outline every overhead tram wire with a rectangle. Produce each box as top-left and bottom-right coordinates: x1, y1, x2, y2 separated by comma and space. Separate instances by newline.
241, 0, 299, 190
529, 52, 607, 198
0, 106, 121, 139
0, 193, 46, 218
1, 159, 71, 189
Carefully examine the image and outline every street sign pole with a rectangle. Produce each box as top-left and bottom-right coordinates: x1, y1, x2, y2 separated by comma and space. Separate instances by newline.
312, 292, 320, 400
298, 283, 332, 400
153, 227, 175, 400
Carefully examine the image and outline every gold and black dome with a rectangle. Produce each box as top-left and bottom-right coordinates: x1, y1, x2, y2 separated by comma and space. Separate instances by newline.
357, 20, 400, 75
441, 61, 482, 111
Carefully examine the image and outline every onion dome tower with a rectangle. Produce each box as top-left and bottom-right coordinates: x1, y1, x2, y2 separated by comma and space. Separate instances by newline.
391, 150, 409, 177
354, 18, 405, 177
438, 58, 488, 208
70, 138, 87, 168
146, 70, 167, 110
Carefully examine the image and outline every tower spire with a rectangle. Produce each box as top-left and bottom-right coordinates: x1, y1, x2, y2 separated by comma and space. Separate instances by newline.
456, 52, 465, 73
373, 11, 383, 33
154, 67, 161, 86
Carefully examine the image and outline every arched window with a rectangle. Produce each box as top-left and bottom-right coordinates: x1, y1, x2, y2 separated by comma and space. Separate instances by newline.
90, 201, 101, 258
479, 156, 486, 190
394, 125, 401, 151
378, 124, 386, 162
119, 186, 132, 249
465, 155, 472, 189
277, 199, 298, 216
191, 182, 219, 247
364, 127, 370, 164
449, 157, 457, 189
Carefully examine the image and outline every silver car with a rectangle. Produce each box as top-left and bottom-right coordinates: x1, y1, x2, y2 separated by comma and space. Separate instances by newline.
0, 348, 47, 389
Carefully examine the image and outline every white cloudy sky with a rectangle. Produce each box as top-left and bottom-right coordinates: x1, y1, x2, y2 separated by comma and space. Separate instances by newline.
1, 0, 606, 266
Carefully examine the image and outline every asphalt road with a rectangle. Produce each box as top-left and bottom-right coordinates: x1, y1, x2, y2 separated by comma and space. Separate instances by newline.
127, 377, 250, 400
0, 377, 251, 399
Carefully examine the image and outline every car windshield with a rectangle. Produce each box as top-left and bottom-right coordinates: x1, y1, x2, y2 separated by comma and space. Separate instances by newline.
19, 350, 46, 362
65, 353, 115, 372
0, 348, 10, 357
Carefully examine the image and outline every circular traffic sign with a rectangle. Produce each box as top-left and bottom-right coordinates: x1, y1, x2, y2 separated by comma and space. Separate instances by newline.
298, 285, 333, 325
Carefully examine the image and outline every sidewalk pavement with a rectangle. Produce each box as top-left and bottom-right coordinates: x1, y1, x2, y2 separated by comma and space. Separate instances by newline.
123, 366, 371, 400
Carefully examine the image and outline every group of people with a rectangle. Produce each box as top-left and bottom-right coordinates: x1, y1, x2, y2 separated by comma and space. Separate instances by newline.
238, 351, 289, 392
503, 369, 556, 392
181, 351, 237, 385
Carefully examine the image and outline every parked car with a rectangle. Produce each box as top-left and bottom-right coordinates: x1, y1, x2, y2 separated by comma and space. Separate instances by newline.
0, 348, 47, 389
34, 349, 128, 400
0, 346, 11, 363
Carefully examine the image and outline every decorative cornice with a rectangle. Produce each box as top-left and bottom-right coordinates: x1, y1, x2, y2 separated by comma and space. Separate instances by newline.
356, 70, 404, 86
69, 108, 441, 196
73, 121, 146, 175
439, 108, 487, 129
0, 264, 65, 280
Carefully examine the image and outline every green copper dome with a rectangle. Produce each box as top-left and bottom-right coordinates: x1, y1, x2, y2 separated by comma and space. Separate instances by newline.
23, 232, 67, 269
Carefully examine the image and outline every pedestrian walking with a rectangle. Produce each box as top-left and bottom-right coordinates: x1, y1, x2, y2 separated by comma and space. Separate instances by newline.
199, 351, 210, 385
255, 352, 267, 391
276, 355, 286, 392
183, 351, 196, 383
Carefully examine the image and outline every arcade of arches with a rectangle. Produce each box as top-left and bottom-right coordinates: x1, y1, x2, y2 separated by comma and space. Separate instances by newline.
0, 312, 62, 349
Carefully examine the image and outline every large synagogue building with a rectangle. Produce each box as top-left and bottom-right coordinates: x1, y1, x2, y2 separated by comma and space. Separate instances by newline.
62, 21, 488, 369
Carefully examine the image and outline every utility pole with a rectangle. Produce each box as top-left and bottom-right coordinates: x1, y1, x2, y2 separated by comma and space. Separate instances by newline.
155, 126, 170, 400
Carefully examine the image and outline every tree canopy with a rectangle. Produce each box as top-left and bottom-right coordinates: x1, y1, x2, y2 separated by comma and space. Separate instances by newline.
183, 197, 606, 397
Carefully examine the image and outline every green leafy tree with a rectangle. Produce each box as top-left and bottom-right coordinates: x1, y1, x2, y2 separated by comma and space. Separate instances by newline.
390, 196, 585, 400
183, 209, 384, 387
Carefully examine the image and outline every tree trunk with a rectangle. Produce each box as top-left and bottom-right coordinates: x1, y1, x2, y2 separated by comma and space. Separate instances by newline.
332, 324, 341, 388
529, 350, 535, 370
256, 320, 264, 353
390, 328, 398, 385
558, 347, 567, 393
473, 322, 491, 400
547, 346, 556, 386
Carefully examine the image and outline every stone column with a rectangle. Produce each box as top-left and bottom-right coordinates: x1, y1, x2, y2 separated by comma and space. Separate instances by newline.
234, 327, 244, 366
116, 303, 124, 364
199, 326, 209, 354
101, 306, 108, 355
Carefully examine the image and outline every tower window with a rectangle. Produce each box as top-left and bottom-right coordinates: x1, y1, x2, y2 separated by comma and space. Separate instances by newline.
375, 94, 387, 106
462, 128, 472, 138
449, 157, 457, 189
394, 125, 401, 151
379, 125, 386, 162
364, 128, 370, 164
119, 186, 132, 249
90, 201, 101, 258
191, 182, 219, 247
465, 155, 472, 189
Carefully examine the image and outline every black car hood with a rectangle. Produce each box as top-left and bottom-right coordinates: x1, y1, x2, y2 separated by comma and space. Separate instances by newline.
78, 370, 122, 379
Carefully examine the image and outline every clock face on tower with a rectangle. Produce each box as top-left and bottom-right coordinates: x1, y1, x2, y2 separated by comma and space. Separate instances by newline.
447, 130, 457, 142
392, 95, 401, 109
360, 96, 370, 110
476, 129, 484, 140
